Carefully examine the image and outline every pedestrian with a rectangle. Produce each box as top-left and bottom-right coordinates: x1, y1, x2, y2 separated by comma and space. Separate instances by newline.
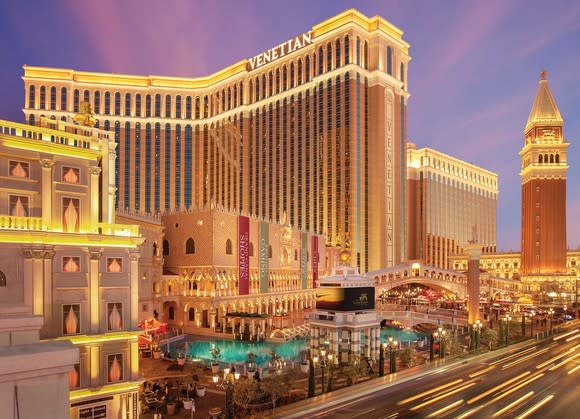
253, 370, 261, 382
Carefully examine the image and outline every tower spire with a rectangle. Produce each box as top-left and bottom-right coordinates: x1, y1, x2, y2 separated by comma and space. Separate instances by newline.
525, 70, 563, 133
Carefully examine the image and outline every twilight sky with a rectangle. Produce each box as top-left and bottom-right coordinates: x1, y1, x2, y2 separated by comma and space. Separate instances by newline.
1, 0, 579, 251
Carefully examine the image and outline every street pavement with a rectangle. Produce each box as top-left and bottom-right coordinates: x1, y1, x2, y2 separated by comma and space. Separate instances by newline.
276, 323, 580, 418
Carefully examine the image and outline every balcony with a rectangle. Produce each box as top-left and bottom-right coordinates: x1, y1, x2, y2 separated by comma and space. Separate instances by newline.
0, 215, 43, 231
0, 120, 97, 151
98, 222, 140, 237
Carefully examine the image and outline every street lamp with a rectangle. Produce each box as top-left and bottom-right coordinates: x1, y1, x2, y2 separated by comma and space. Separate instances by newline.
530, 310, 536, 337
387, 337, 398, 373
313, 350, 333, 394
473, 320, 482, 351
502, 315, 511, 345
436, 327, 446, 359
379, 342, 386, 377
548, 308, 554, 335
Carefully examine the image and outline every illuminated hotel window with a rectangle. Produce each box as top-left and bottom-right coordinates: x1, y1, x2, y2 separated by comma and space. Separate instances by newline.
228, 87, 232, 109
298, 59, 303, 86
226, 239, 233, 255
63, 166, 80, 183
135, 93, 141, 117
146, 95, 151, 117
114, 121, 120, 207
107, 354, 123, 383
221, 90, 225, 112
175, 124, 181, 209
305, 56, 310, 82
185, 96, 191, 118
176, 95, 182, 118
62, 197, 80, 233
327, 42, 332, 72
203, 96, 208, 118
185, 238, 195, 254
386, 46, 393, 75
83, 90, 89, 106
9, 161, 29, 178
69, 364, 80, 389
125, 93, 131, 116
282, 66, 287, 91
28, 85, 35, 108
233, 85, 237, 108
268, 103, 273, 220
268, 72, 273, 97
104, 120, 110, 132
107, 258, 123, 273
165, 95, 171, 118
135, 123, 141, 210
154, 123, 161, 212
318, 46, 324, 74
195, 97, 200, 119
305, 89, 310, 230
94, 91, 100, 114
275, 69, 280, 94
61, 87, 67, 111
104, 92, 111, 115
164, 123, 171, 210
184, 125, 192, 208
107, 302, 123, 331
262, 74, 267, 100
155, 94, 161, 117
145, 123, 151, 213
335, 38, 341, 67
50, 87, 56, 110
40, 86, 46, 109
73, 89, 79, 112
356, 37, 361, 66
63, 256, 80, 273
114, 92, 121, 116
63, 304, 80, 335
364, 41, 368, 69
239, 82, 243, 104
290, 63, 295, 88
9, 195, 28, 217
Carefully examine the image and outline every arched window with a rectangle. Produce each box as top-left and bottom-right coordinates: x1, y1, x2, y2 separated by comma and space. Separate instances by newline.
226, 239, 233, 255
203, 95, 208, 118
169, 306, 175, 320
305, 56, 310, 82
249, 242, 254, 257
275, 69, 280, 94
185, 238, 195, 254
344, 35, 350, 64
356, 37, 361, 65
239, 81, 244, 104
94, 91, 101, 114
268, 72, 273, 97
550, 154, 554, 163
185, 96, 191, 118
318, 46, 324, 74
146, 95, 151, 117
135, 93, 141, 116
233, 85, 238, 107
294, 249, 298, 261
163, 239, 170, 256
539, 155, 543, 163
386, 46, 393, 75
326, 42, 332, 72
165, 95, 171, 118
297, 59, 302, 86
155, 94, 161, 117
61, 87, 67, 111
262, 74, 267, 100
28, 114, 35, 126
268, 245, 273, 258
114, 92, 121, 115
249, 80, 254, 103
290, 63, 295, 89
50, 87, 57, 110
125, 93, 131, 115
364, 40, 368, 69
153, 242, 158, 256
0, 271, 6, 287
335, 39, 341, 67
188, 308, 195, 321
74, 89, 80, 112
555, 154, 560, 163
39, 86, 46, 109
104, 92, 111, 114
83, 90, 90, 105
195, 96, 200, 119
28, 85, 35, 108
176, 95, 182, 118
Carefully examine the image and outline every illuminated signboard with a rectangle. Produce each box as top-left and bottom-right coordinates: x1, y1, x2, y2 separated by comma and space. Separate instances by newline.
316, 287, 375, 311
248, 31, 313, 71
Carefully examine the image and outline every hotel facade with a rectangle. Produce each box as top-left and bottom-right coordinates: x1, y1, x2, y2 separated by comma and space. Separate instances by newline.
21, 9, 411, 273
406, 144, 498, 269
0, 117, 144, 418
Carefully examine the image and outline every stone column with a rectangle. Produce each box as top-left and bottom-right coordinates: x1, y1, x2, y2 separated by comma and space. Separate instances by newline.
130, 340, 139, 380
31, 249, 44, 316
89, 250, 101, 333
129, 251, 140, 329
40, 159, 55, 229
42, 248, 55, 337
465, 242, 481, 324
89, 345, 100, 388
351, 329, 360, 357
23, 250, 34, 310
88, 166, 102, 234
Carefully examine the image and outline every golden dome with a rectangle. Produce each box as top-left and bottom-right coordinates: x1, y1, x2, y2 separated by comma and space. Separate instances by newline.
339, 249, 351, 264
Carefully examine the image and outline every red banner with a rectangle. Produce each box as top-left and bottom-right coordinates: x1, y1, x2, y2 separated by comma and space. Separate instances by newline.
238, 216, 250, 295
312, 236, 319, 288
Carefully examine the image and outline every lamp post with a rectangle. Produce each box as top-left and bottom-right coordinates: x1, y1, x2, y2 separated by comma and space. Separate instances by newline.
437, 327, 446, 359
429, 332, 435, 361
521, 312, 526, 336
313, 349, 333, 394
379, 343, 386, 377
387, 337, 398, 373
473, 320, 482, 351
502, 315, 511, 345
530, 310, 535, 337
548, 308, 554, 335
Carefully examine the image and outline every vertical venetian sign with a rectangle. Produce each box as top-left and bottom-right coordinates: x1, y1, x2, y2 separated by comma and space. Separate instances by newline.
311, 236, 319, 288
385, 90, 394, 267
300, 232, 308, 289
259, 221, 269, 293
238, 216, 250, 295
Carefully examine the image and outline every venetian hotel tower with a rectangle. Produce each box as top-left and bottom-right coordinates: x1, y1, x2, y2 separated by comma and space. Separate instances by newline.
21, 9, 410, 273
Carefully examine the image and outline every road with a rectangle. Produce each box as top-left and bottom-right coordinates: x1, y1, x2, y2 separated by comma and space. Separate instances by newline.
277, 326, 580, 418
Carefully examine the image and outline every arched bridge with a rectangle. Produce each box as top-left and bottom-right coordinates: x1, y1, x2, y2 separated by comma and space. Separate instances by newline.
367, 261, 521, 300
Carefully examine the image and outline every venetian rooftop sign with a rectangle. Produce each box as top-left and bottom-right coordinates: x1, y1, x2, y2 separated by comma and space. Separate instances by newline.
248, 31, 313, 71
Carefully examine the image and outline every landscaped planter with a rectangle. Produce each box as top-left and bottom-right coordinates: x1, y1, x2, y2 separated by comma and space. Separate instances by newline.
166, 402, 176, 415
177, 357, 186, 366
196, 385, 206, 397
211, 363, 220, 374
300, 361, 309, 373
183, 399, 193, 410
153, 350, 161, 360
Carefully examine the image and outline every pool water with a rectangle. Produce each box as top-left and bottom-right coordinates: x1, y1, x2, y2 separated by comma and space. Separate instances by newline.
381, 326, 425, 345
176, 337, 309, 367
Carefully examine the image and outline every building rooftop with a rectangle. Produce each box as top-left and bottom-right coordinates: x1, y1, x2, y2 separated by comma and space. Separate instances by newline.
525, 70, 563, 132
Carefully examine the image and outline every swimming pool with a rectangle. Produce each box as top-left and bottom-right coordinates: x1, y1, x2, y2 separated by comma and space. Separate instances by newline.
381, 326, 426, 345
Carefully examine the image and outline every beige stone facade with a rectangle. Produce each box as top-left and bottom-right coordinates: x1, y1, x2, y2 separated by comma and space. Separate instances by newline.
0, 118, 144, 418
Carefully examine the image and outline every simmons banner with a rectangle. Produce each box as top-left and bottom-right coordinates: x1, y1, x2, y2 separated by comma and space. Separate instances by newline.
238, 216, 250, 295
259, 221, 269, 293
312, 236, 319, 288
301, 232, 308, 289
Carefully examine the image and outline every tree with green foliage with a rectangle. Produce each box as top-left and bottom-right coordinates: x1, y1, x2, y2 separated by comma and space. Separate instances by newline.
262, 374, 286, 413
232, 380, 259, 414
481, 328, 498, 351
399, 347, 417, 368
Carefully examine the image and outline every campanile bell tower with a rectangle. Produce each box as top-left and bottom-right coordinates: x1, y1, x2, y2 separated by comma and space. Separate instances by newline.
520, 71, 568, 276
